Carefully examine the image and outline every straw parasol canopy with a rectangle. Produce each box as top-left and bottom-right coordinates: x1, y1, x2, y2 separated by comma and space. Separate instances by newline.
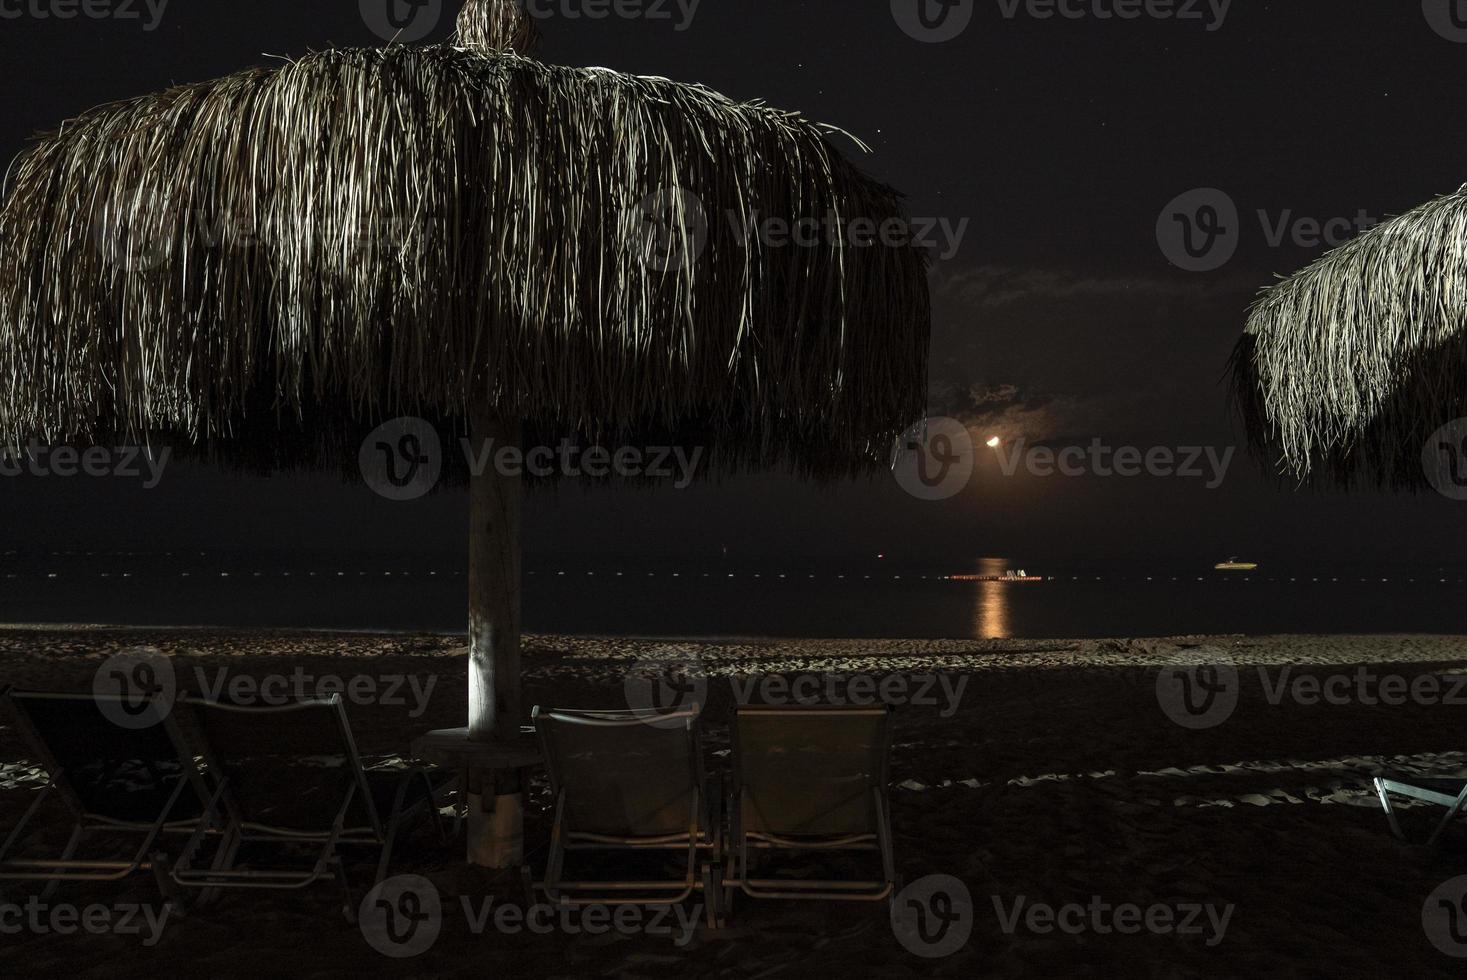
0, 0, 929, 471
1232, 185, 1467, 489
0, 0, 931, 864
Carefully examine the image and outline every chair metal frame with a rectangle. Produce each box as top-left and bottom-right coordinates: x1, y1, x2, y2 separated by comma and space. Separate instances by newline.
532, 704, 723, 925
0, 688, 209, 901
724, 704, 897, 905
166, 694, 452, 919
1374, 774, 1467, 846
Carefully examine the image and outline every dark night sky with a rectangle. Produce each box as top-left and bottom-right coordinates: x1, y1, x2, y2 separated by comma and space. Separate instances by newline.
3, 1, 1467, 568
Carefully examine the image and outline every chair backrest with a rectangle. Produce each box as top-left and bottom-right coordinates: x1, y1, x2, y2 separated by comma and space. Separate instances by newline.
534, 705, 705, 839
183, 695, 381, 837
4, 689, 204, 825
733, 705, 892, 838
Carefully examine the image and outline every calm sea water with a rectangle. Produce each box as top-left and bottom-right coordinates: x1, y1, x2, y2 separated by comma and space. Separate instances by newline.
2, 552, 1466, 639
2, 548, 1467, 639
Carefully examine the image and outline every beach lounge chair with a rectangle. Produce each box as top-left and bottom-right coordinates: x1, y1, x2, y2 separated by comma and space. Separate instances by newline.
532, 705, 723, 925
1374, 772, 1467, 846
724, 705, 897, 906
168, 695, 454, 920
0, 688, 209, 900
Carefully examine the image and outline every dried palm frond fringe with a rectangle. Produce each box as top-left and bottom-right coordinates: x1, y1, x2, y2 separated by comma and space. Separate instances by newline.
0, 36, 930, 478
1231, 185, 1467, 490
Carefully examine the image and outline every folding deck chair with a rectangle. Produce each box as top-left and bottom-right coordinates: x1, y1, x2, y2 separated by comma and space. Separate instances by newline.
532, 704, 723, 926
1374, 772, 1467, 846
168, 695, 454, 920
0, 688, 210, 901
724, 704, 897, 907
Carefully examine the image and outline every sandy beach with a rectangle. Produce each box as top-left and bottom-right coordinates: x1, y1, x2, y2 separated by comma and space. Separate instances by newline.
2, 627, 1465, 978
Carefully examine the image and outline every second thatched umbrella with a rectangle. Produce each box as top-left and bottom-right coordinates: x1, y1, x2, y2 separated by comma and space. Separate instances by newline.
0, 0, 931, 864
1232, 185, 1467, 490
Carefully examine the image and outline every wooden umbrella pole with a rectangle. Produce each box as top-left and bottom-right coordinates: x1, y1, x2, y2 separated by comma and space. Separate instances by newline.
466, 399, 525, 867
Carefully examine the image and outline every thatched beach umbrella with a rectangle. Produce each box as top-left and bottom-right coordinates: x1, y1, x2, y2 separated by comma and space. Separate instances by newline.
0, 0, 931, 864
1232, 185, 1467, 490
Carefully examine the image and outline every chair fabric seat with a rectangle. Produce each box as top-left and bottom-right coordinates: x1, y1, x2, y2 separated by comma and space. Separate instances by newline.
69, 767, 205, 825
227, 764, 452, 837
168, 697, 456, 908
533, 705, 720, 916
1, 689, 212, 890
728, 705, 897, 905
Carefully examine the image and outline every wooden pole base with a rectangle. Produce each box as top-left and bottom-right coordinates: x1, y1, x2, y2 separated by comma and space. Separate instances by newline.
466, 403, 524, 868
408, 731, 540, 870
466, 790, 525, 868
